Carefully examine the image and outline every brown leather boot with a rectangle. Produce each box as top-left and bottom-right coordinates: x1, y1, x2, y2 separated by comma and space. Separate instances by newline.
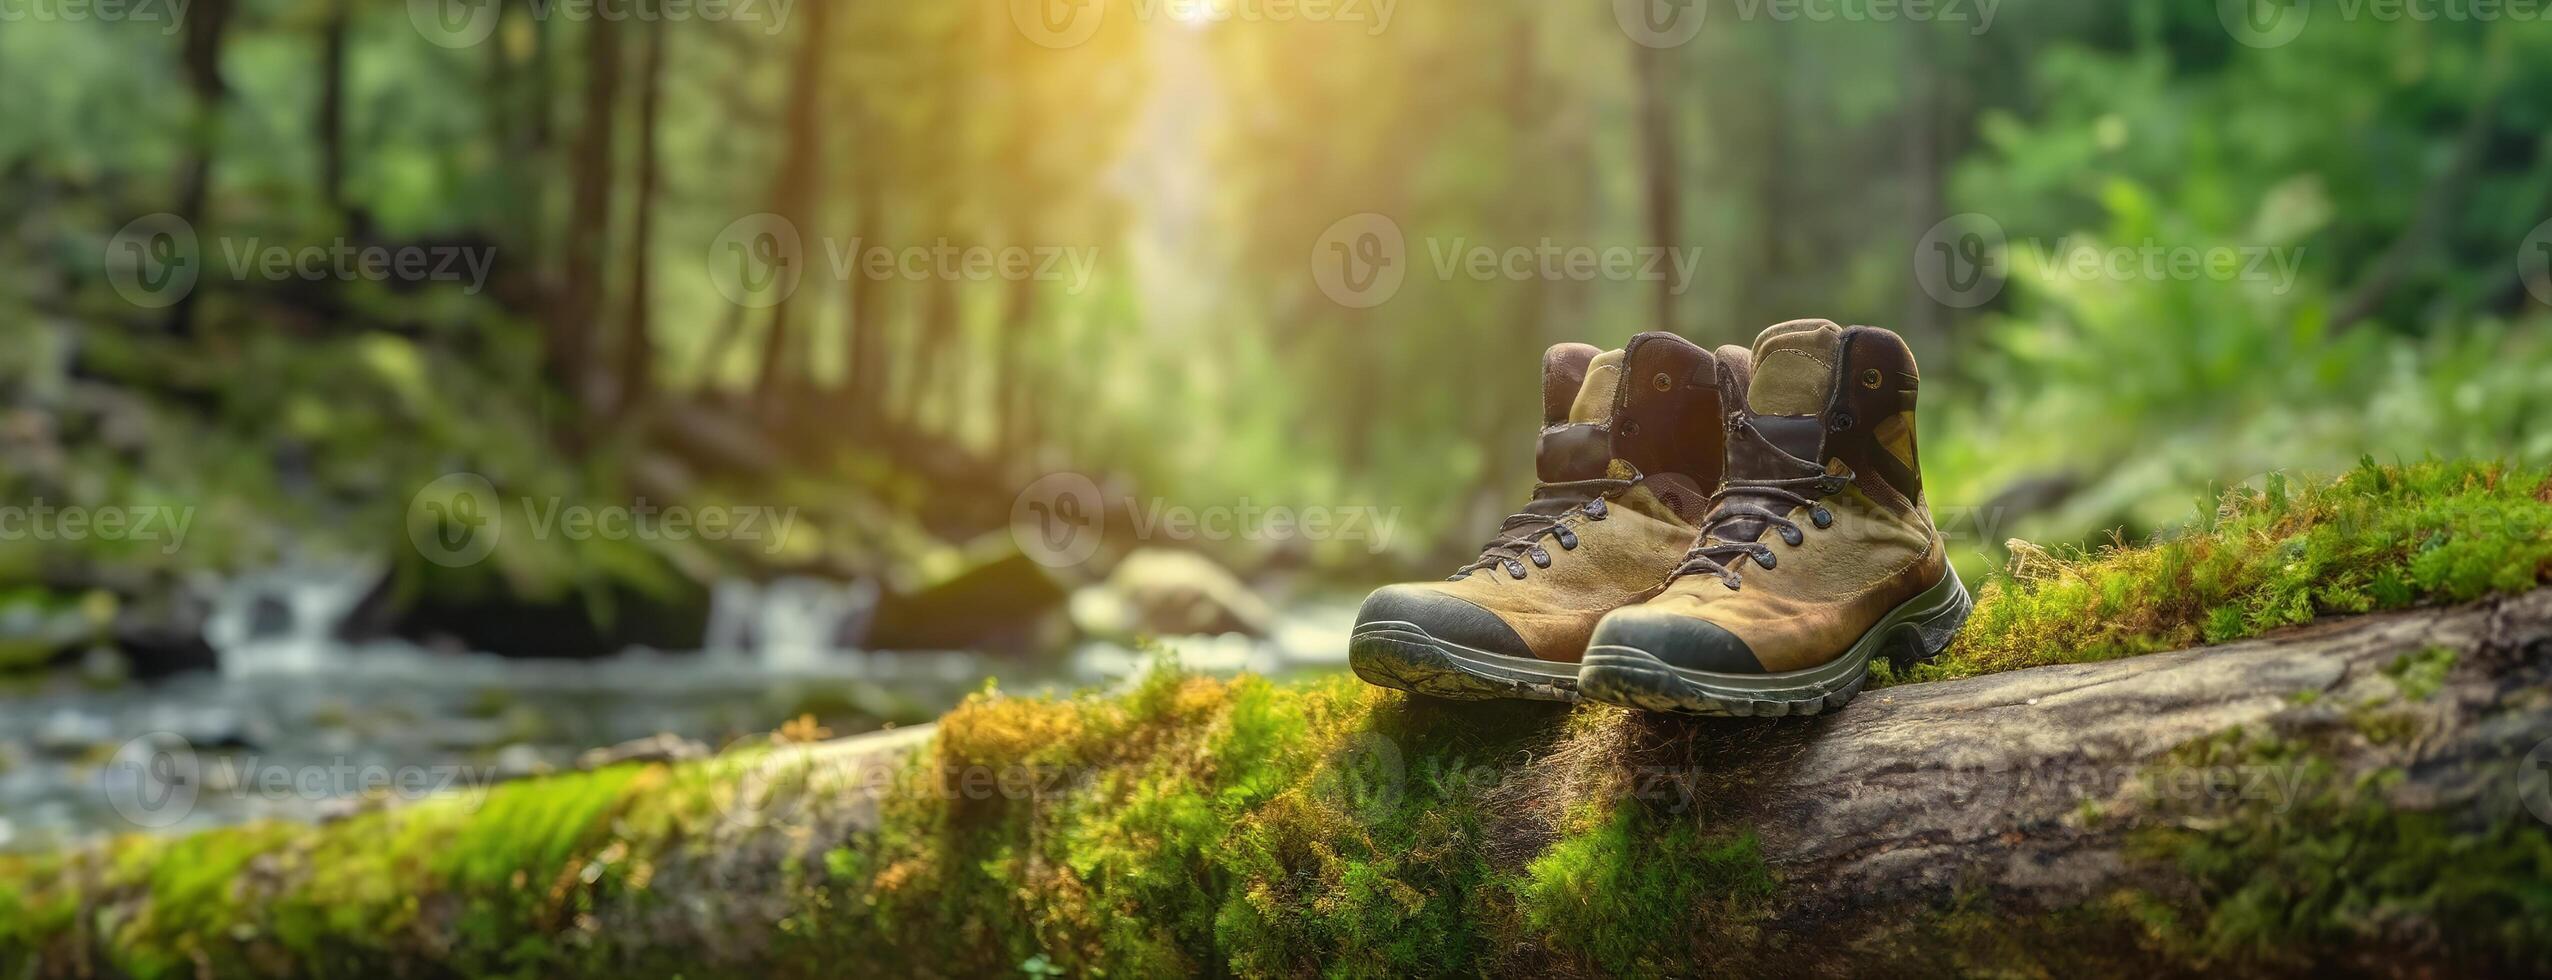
1351, 333, 1751, 701
1580, 319, 1971, 716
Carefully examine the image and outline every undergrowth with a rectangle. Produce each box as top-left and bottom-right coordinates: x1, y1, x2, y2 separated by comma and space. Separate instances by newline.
1901, 458, 2552, 683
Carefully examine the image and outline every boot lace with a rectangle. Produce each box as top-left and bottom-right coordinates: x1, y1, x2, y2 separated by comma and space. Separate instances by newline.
1449, 473, 1637, 581
1670, 419, 1851, 591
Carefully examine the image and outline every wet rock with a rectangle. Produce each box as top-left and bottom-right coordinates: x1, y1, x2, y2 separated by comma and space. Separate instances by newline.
577, 733, 710, 771
869, 548, 1071, 652
32, 708, 112, 757
491, 743, 553, 781
1071, 548, 1274, 640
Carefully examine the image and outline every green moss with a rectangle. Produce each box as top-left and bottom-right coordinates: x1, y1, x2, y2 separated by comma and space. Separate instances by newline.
1910, 459, 2552, 683
1515, 803, 1772, 977
2379, 646, 2458, 702
2123, 724, 2552, 972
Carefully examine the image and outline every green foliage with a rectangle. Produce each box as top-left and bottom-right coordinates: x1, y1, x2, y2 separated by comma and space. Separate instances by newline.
1914, 459, 2552, 681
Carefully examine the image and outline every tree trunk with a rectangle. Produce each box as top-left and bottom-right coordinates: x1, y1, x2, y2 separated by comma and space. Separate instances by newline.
316, 0, 350, 226
1630, 36, 1681, 335
615, 10, 667, 422
167, 0, 237, 338
555, 13, 624, 416
752, 0, 832, 420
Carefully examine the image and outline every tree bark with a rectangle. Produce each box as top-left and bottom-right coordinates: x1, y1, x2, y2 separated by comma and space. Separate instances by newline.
555, 13, 624, 417
752, 0, 833, 420
167, 0, 237, 338
1629, 36, 1681, 335
615, 9, 668, 422
316, 0, 350, 226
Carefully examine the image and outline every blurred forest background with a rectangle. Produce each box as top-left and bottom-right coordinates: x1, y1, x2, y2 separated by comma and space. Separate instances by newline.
5, 0, 2552, 674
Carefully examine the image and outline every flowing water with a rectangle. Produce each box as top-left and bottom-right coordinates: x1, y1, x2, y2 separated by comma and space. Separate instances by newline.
0, 564, 1356, 852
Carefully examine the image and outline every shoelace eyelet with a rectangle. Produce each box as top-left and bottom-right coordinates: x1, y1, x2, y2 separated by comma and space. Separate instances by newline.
1556, 529, 1578, 550
1504, 560, 1527, 580
1582, 499, 1607, 519
1755, 550, 1777, 569
1779, 526, 1804, 547
1811, 507, 1834, 529
1529, 548, 1551, 569
1723, 573, 1742, 591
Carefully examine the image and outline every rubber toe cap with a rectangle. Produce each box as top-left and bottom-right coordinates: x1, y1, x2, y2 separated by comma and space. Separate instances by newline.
1355, 586, 1535, 660
1591, 609, 1764, 674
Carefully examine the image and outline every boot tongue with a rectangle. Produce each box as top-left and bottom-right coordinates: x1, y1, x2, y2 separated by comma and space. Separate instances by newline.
1567, 349, 1625, 424
1702, 321, 1845, 543
1536, 349, 1625, 482
1744, 319, 1843, 417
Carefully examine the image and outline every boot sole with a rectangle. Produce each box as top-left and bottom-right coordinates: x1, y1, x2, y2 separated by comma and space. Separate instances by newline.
1578, 565, 1971, 717
1348, 621, 1581, 702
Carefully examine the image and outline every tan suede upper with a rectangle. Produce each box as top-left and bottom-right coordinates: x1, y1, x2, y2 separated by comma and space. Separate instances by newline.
1418, 462, 1706, 662
1633, 483, 1944, 671
1618, 321, 1947, 673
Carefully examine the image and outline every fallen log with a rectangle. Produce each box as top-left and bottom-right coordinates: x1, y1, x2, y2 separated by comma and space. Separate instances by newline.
5, 586, 2547, 977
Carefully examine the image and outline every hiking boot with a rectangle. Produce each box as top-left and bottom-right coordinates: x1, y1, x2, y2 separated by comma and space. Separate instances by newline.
1351, 333, 1751, 701
1580, 320, 1971, 716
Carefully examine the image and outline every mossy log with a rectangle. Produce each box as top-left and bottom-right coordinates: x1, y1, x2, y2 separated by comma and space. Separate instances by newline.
7, 588, 2548, 977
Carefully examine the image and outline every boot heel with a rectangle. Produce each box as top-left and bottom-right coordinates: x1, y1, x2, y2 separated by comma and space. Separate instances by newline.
1892, 565, 1972, 667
